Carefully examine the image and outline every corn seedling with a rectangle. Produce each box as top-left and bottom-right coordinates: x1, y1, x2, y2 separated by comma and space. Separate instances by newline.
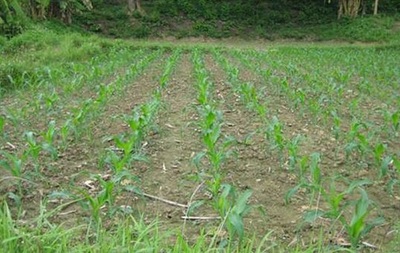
346, 188, 384, 248
289, 171, 383, 249
44, 90, 59, 112
330, 110, 342, 141
42, 120, 58, 160
287, 134, 303, 171
216, 184, 253, 243
373, 143, 387, 169
159, 49, 181, 88
285, 153, 322, 205
105, 134, 147, 173
265, 116, 286, 162
0, 151, 24, 199
78, 176, 115, 226
23, 131, 42, 172
60, 119, 73, 150
344, 121, 371, 161
384, 110, 399, 137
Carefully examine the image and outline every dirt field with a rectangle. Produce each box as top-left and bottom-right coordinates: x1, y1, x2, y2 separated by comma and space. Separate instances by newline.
1, 46, 399, 251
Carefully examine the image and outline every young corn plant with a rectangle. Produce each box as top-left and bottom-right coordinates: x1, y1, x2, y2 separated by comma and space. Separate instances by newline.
346, 188, 384, 249
192, 49, 212, 106
105, 133, 147, 173
71, 99, 93, 139
60, 119, 74, 151
42, 120, 58, 160
194, 105, 235, 197
0, 151, 24, 198
383, 110, 399, 137
288, 170, 383, 249
344, 121, 372, 161
265, 116, 286, 163
285, 153, 322, 206
330, 110, 342, 142
216, 184, 253, 245
44, 90, 59, 112
239, 83, 260, 113
159, 49, 181, 88
287, 134, 303, 171
23, 131, 42, 173
78, 175, 116, 226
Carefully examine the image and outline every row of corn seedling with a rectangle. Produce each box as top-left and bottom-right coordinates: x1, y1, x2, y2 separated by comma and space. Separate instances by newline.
75, 49, 183, 230
191, 49, 253, 244
0, 49, 164, 214
226, 49, 390, 249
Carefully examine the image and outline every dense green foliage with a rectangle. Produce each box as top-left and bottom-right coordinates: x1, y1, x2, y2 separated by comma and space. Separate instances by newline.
1, 0, 399, 40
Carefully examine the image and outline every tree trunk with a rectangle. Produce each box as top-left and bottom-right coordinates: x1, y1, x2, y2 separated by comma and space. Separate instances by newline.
338, 0, 362, 18
361, 0, 366, 15
128, 0, 144, 15
374, 0, 379, 15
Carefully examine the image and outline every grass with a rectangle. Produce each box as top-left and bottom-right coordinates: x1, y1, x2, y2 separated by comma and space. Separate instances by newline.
1, 24, 400, 252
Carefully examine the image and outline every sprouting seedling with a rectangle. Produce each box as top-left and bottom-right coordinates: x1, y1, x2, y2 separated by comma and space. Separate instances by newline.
287, 134, 303, 171
42, 120, 58, 160
239, 83, 258, 109
60, 119, 73, 149
309, 152, 322, 189
344, 121, 368, 160
44, 90, 59, 111
266, 116, 286, 158
285, 153, 322, 205
197, 75, 210, 106
0, 151, 23, 179
24, 131, 42, 171
96, 84, 112, 105
5, 108, 20, 128
216, 184, 253, 243
373, 143, 386, 168
0, 151, 24, 196
159, 49, 181, 88
346, 188, 384, 249
383, 110, 399, 137
330, 110, 341, 141
228, 67, 239, 83
379, 155, 394, 179
194, 105, 235, 176
105, 135, 148, 174
294, 88, 305, 109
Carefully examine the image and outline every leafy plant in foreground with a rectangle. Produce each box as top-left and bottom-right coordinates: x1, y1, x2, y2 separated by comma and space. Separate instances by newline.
287, 169, 383, 249
216, 184, 253, 244
0, 151, 24, 200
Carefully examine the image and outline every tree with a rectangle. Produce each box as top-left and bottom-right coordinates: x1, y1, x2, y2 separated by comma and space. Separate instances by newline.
337, 0, 362, 18
0, 0, 27, 36
127, 0, 144, 15
374, 0, 379, 15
